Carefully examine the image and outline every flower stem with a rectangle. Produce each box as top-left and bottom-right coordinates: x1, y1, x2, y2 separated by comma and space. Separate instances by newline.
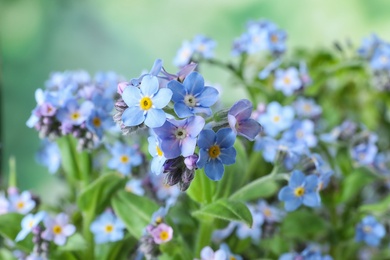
194, 217, 213, 256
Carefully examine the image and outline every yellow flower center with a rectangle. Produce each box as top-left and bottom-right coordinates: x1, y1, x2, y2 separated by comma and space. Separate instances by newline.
230, 257, 237, 260
120, 155, 129, 164
17, 201, 25, 209
263, 208, 272, 217
105, 224, 114, 233
28, 220, 34, 228
271, 35, 278, 43
273, 115, 280, 122
363, 225, 372, 233
70, 112, 81, 121
156, 145, 163, 157
140, 97, 153, 110
155, 216, 163, 224
93, 117, 101, 127
53, 225, 62, 235
296, 130, 304, 138
294, 186, 305, 197
303, 104, 312, 112
283, 76, 291, 85
159, 230, 169, 241
208, 145, 220, 159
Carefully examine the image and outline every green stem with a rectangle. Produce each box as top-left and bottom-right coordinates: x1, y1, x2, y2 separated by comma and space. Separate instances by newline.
83, 213, 95, 259
195, 218, 213, 256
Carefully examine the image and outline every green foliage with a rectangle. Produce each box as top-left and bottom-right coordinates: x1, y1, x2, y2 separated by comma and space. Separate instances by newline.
0, 213, 33, 252
187, 169, 216, 204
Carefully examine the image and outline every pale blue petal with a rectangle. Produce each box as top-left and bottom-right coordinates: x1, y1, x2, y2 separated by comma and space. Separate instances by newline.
289, 170, 305, 188
303, 192, 321, 207
122, 86, 142, 107
152, 88, 172, 109
183, 71, 204, 95
197, 149, 209, 168
197, 129, 216, 149
284, 197, 302, 211
205, 160, 224, 181
94, 233, 108, 244
373, 224, 386, 238
181, 137, 197, 157
168, 80, 186, 102
192, 106, 212, 116
144, 109, 166, 128
216, 128, 236, 148
305, 175, 319, 191
122, 107, 145, 127
218, 147, 236, 165
151, 157, 166, 175
109, 230, 124, 242
15, 229, 30, 242
174, 102, 194, 118
197, 86, 219, 107
140, 75, 159, 96
186, 116, 205, 137
278, 186, 294, 201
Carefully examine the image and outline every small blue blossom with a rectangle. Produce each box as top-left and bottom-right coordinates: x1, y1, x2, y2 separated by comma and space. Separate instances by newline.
173, 41, 194, 67
355, 215, 385, 247
36, 139, 61, 174
279, 246, 333, 260
9, 191, 36, 214
15, 211, 46, 242
121, 75, 172, 128
257, 200, 284, 223
293, 97, 322, 118
258, 58, 282, 79
56, 99, 94, 126
235, 205, 264, 242
148, 135, 167, 175
107, 142, 143, 175
153, 116, 205, 159
86, 109, 114, 139
41, 213, 76, 246
149, 172, 180, 206
219, 243, 243, 260
258, 102, 295, 137
274, 67, 302, 96
282, 119, 317, 148
351, 134, 378, 166
125, 179, 145, 196
197, 128, 237, 181
358, 34, 381, 59
90, 211, 126, 244
200, 246, 227, 260
278, 170, 321, 211
168, 72, 219, 118
267, 28, 287, 53
370, 43, 390, 70
192, 35, 217, 59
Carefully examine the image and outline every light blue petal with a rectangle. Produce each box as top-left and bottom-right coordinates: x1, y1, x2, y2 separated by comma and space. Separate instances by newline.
197, 129, 216, 149
373, 224, 386, 238
140, 75, 159, 96
278, 186, 294, 201
168, 80, 186, 102
94, 233, 109, 244
216, 128, 236, 148
122, 86, 142, 107
15, 229, 30, 242
148, 136, 158, 156
181, 137, 197, 157
161, 139, 181, 159
109, 230, 124, 242
289, 170, 305, 188
205, 160, 224, 181
151, 157, 166, 175
303, 192, 321, 207
305, 174, 319, 191
152, 88, 172, 109
174, 102, 194, 118
144, 109, 166, 128
122, 107, 145, 127
183, 71, 204, 95
284, 197, 302, 211
185, 116, 205, 137
197, 149, 209, 168
218, 147, 236, 165
197, 86, 219, 107
192, 106, 212, 117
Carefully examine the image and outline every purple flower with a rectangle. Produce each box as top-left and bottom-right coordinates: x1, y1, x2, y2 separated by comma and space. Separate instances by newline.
153, 116, 205, 159
168, 72, 219, 118
149, 223, 173, 244
228, 99, 262, 141
278, 170, 321, 211
41, 213, 76, 246
121, 75, 172, 128
197, 128, 237, 181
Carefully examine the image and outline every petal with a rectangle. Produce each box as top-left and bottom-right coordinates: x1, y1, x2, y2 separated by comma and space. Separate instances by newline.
278, 186, 294, 201
94, 233, 108, 244
140, 75, 159, 96
151, 157, 166, 175
237, 119, 262, 141
192, 106, 212, 117
304, 175, 319, 191
122, 86, 142, 107
302, 192, 321, 207
289, 170, 305, 188
54, 234, 67, 246
181, 137, 197, 157
109, 230, 124, 242
201, 247, 214, 259
183, 71, 204, 95
144, 109, 166, 128
185, 116, 205, 137
216, 128, 236, 148
15, 229, 30, 242
228, 114, 238, 134
62, 224, 76, 236
197, 129, 216, 149
174, 102, 194, 118
152, 88, 172, 109
197, 149, 209, 168
153, 120, 176, 139
284, 197, 302, 212
197, 86, 219, 107
161, 139, 181, 159
167, 80, 187, 102
204, 160, 224, 181
229, 99, 252, 119
373, 224, 386, 238
219, 147, 236, 165
122, 107, 145, 127
149, 59, 163, 76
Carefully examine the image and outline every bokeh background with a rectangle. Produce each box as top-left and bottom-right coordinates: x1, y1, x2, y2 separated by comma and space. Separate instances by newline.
2, 0, 390, 196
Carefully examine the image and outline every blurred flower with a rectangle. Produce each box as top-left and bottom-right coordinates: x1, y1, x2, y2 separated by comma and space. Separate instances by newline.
0, 192, 9, 215
41, 213, 75, 246
258, 102, 295, 137
278, 170, 321, 211
9, 191, 36, 214
192, 35, 217, 59
370, 44, 390, 70
107, 142, 143, 175
90, 211, 126, 244
282, 119, 317, 148
86, 109, 113, 139
274, 67, 301, 96
358, 34, 381, 59
257, 200, 283, 223
15, 211, 46, 242
355, 215, 385, 247
197, 128, 237, 181
350, 134, 378, 166
125, 179, 145, 196
200, 246, 227, 260
293, 97, 322, 119
56, 99, 94, 126
219, 243, 242, 260
173, 41, 194, 67
149, 223, 173, 244
36, 140, 61, 174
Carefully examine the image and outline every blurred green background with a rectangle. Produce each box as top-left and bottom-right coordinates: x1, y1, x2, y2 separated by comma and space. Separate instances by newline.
1, 0, 390, 196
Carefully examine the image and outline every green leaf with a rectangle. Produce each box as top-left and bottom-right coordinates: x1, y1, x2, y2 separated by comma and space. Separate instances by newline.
192, 199, 253, 227
59, 233, 88, 252
77, 172, 127, 216
187, 169, 216, 204
359, 193, 390, 214
0, 213, 33, 252
56, 135, 82, 182
229, 179, 279, 201
111, 190, 159, 239
0, 248, 17, 260
339, 168, 375, 203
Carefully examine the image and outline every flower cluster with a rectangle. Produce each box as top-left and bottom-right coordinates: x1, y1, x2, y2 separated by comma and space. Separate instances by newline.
174, 35, 216, 67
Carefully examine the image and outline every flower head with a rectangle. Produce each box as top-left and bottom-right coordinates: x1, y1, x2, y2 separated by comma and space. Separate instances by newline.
149, 223, 173, 244
15, 211, 46, 242
9, 191, 36, 214
278, 170, 321, 211
355, 215, 385, 247
200, 246, 227, 260
274, 67, 302, 96
258, 102, 295, 137
125, 179, 145, 196
41, 213, 76, 246
282, 119, 317, 148
90, 211, 126, 244
197, 128, 237, 181
36, 140, 61, 174
107, 142, 143, 175
293, 97, 322, 119
121, 75, 172, 128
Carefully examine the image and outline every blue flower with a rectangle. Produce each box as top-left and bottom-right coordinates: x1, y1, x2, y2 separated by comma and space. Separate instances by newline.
36, 139, 61, 174
15, 211, 46, 242
192, 35, 217, 59
107, 142, 143, 175
370, 43, 390, 70
90, 211, 126, 244
9, 191, 36, 214
278, 170, 321, 211
86, 109, 113, 139
219, 243, 243, 260
258, 102, 295, 137
358, 34, 381, 59
197, 128, 237, 181
148, 135, 167, 175
282, 119, 317, 148
274, 67, 302, 96
56, 99, 94, 126
228, 99, 262, 141
125, 179, 145, 196
121, 75, 172, 128
153, 116, 205, 159
293, 97, 322, 118
173, 41, 194, 67
355, 215, 385, 247
267, 28, 287, 53
168, 72, 219, 118
350, 134, 378, 166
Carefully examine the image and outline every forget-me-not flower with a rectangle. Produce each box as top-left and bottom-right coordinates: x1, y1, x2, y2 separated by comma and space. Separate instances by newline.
258, 102, 295, 137
293, 97, 322, 118
149, 223, 173, 244
56, 99, 93, 126
200, 246, 227, 260
107, 142, 143, 175
90, 211, 126, 244
15, 211, 46, 242
9, 191, 36, 214
36, 139, 61, 174
41, 213, 76, 246
274, 67, 302, 96
355, 215, 385, 247
147, 135, 167, 175
168, 72, 219, 118
197, 128, 237, 181
173, 41, 194, 67
278, 170, 321, 211
121, 75, 172, 128
125, 179, 145, 196
282, 119, 317, 148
